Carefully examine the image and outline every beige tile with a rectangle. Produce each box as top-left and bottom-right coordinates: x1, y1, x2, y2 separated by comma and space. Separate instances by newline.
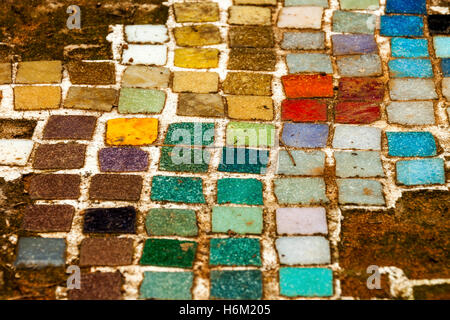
172, 71, 219, 93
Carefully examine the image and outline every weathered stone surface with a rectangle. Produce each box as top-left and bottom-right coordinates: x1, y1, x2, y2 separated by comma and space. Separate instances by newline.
22, 205, 74, 232
0, 63, 11, 84
281, 32, 325, 50
80, 238, 134, 266
83, 207, 136, 234
338, 77, 384, 102
177, 93, 225, 117
278, 7, 323, 29
99, 147, 149, 172
335, 101, 381, 124
118, 88, 166, 114
64, 87, 117, 112
68, 272, 123, 300
0, 119, 36, 139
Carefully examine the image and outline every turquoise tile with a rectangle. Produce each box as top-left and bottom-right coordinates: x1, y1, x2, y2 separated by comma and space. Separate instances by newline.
210, 270, 262, 300
140, 271, 193, 300
277, 150, 325, 175
164, 122, 214, 146
389, 59, 433, 78
217, 178, 263, 205
286, 53, 333, 74
211, 206, 263, 234
151, 176, 205, 203
218, 147, 268, 174
386, 132, 436, 157
337, 179, 385, 205
391, 38, 428, 58
396, 159, 445, 185
434, 37, 450, 58
14, 237, 66, 268
209, 238, 261, 266
335, 151, 384, 178
380, 15, 424, 37
274, 178, 328, 205
280, 267, 333, 297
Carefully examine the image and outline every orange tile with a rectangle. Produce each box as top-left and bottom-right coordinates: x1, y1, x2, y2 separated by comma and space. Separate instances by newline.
106, 118, 158, 146
281, 74, 334, 98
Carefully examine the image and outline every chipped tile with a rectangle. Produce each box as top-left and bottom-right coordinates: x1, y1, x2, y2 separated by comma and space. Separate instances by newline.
140, 238, 197, 268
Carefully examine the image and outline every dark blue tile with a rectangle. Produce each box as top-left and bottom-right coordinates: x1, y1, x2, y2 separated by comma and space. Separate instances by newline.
380, 15, 424, 37
386, 0, 426, 14
441, 58, 450, 77
83, 206, 136, 234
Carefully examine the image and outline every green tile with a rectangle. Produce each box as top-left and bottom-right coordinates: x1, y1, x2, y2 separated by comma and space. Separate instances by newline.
145, 208, 198, 236
333, 11, 376, 34
340, 0, 379, 10
118, 88, 166, 114
218, 147, 268, 174
226, 122, 275, 147
212, 206, 263, 234
151, 176, 205, 203
140, 271, 193, 300
210, 270, 262, 300
274, 178, 328, 205
210, 238, 261, 266
217, 178, 263, 205
159, 146, 210, 173
277, 150, 325, 175
140, 238, 197, 268
164, 122, 215, 146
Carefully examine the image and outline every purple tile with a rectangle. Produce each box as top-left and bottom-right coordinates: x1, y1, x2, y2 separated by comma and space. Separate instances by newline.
99, 147, 149, 172
281, 123, 329, 148
332, 35, 377, 56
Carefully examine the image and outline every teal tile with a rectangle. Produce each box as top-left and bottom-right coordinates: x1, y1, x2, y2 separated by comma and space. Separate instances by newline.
210, 238, 261, 266
333, 11, 376, 34
335, 151, 384, 178
386, 132, 436, 157
396, 158, 445, 185
212, 206, 263, 234
391, 38, 429, 58
274, 178, 328, 205
277, 150, 325, 176
14, 237, 66, 268
118, 88, 166, 114
286, 53, 332, 74
337, 179, 385, 205
140, 271, 193, 300
210, 270, 262, 300
389, 59, 433, 78
159, 146, 210, 173
151, 176, 205, 203
164, 122, 214, 146
218, 147, 268, 174
280, 268, 333, 297
217, 178, 263, 205
145, 208, 198, 236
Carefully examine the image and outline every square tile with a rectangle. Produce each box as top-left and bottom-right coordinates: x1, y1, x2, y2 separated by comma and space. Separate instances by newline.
125, 25, 168, 43
386, 101, 435, 125
172, 71, 219, 93
229, 26, 274, 48
212, 206, 263, 234
228, 48, 276, 71
276, 236, 331, 265
29, 174, 80, 200
223, 72, 272, 96
22, 205, 74, 233
16, 61, 62, 84
335, 101, 381, 124
83, 207, 136, 234
151, 176, 206, 204
285, 0, 328, 6
386, 132, 437, 157
67, 61, 115, 85
280, 268, 333, 297
106, 118, 158, 146
389, 79, 437, 100
80, 238, 133, 266
332, 125, 381, 150
434, 36, 450, 58
282, 123, 329, 148
281, 32, 325, 50
174, 48, 219, 69
173, 2, 219, 22
277, 150, 325, 175
226, 122, 275, 147
286, 53, 332, 74
118, 88, 165, 114
14, 86, 61, 110
32, 143, 86, 169
146, 209, 198, 237
396, 159, 445, 185
64, 87, 117, 112
164, 122, 215, 147
140, 239, 197, 268
274, 178, 328, 205
428, 15, 450, 35
14, 237, 66, 268
0, 139, 33, 166
89, 174, 143, 201
140, 272, 193, 300
174, 25, 222, 47
122, 66, 170, 89
122, 44, 167, 65
337, 179, 385, 205
441, 59, 450, 77
210, 238, 261, 266
278, 7, 323, 29
159, 146, 210, 173
210, 270, 262, 300
228, 6, 271, 26
338, 77, 384, 102
443, 78, 450, 100
380, 15, 424, 37
99, 147, 149, 172
340, 0, 379, 9
389, 59, 433, 78
177, 93, 225, 117
43, 115, 97, 140
337, 54, 382, 77
333, 11, 376, 34
281, 99, 328, 122
217, 178, 263, 205
335, 151, 384, 178
332, 35, 377, 55
276, 207, 328, 235
282, 74, 333, 98
386, 0, 426, 14
226, 96, 274, 121
0, 63, 11, 84
391, 38, 429, 58
218, 147, 269, 174
68, 272, 122, 300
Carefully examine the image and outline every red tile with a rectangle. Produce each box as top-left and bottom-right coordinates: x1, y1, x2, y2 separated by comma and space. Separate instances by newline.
335, 101, 381, 124
281, 99, 328, 122
281, 74, 334, 98
338, 77, 385, 102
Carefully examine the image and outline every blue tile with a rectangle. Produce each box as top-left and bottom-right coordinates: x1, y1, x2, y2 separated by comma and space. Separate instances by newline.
280, 268, 333, 297
441, 58, 450, 77
396, 159, 445, 185
14, 237, 66, 268
282, 123, 329, 148
386, 0, 426, 14
210, 270, 262, 300
386, 132, 437, 157
391, 38, 428, 58
389, 59, 433, 78
380, 15, 424, 37
218, 147, 269, 174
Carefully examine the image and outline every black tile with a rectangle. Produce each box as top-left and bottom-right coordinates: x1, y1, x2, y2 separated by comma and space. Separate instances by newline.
428, 15, 450, 35
83, 206, 136, 234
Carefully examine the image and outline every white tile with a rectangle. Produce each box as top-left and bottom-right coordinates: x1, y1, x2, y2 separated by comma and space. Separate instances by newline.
0, 140, 34, 166
333, 125, 381, 150
122, 45, 167, 65
276, 207, 328, 235
277, 7, 323, 29
389, 79, 437, 100
276, 236, 331, 265
386, 101, 435, 125
125, 25, 169, 43
443, 78, 450, 101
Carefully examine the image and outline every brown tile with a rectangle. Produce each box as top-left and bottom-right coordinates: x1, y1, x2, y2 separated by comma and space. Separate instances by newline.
28, 174, 81, 200
177, 93, 225, 117
15, 61, 62, 84
67, 61, 116, 85
64, 87, 117, 112
89, 174, 143, 201
0, 119, 37, 139
43, 115, 97, 140
0, 63, 11, 84
21, 205, 75, 232
413, 284, 450, 300
122, 66, 170, 89
32, 143, 87, 170
68, 272, 123, 300
14, 86, 61, 110
223, 72, 272, 96
228, 48, 276, 71
228, 26, 274, 48
80, 238, 134, 266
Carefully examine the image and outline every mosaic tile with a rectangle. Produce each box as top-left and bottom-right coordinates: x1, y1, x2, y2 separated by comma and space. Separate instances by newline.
337, 54, 382, 77
277, 7, 323, 29
218, 147, 269, 174
14, 237, 66, 268
226, 96, 274, 120
281, 32, 325, 50
146, 209, 198, 237
164, 122, 215, 147
386, 101, 435, 125
140, 238, 197, 268
391, 38, 429, 58
389, 79, 437, 100
286, 53, 333, 74
280, 268, 333, 297
211, 206, 263, 234
159, 146, 210, 173
118, 88, 165, 114
285, 0, 329, 6
333, 125, 381, 150
173, 2, 219, 23
282, 123, 329, 148
64, 87, 117, 112
0, 63, 11, 84
210, 238, 261, 266
174, 25, 221, 47
14, 86, 61, 110
151, 176, 206, 204
276, 207, 328, 235
335, 101, 381, 124
106, 118, 158, 146
228, 48, 276, 71
236, 0, 277, 4
29, 174, 81, 200
89, 174, 143, 201
172, 71, 219, 93
332, 11, 376, 34
43, 115, 97, 140
282, 74, 334, 98
441, 59, 450, 77
276, 236, 331, 265
210, 270, 262, 300
386, 132, 437, 157
281, 99, 328, 122
337, 179, 385, 205
32, 143, 86, 170
228, 6, 271, 26
217, 178, 263, 205
389, 59, 433, 78
122, 66, 170, 89
332, 35, 377, 55
125, 25, 169, 43
80, 238, 133, 266
228, 26, 274, 48
174, 48, 219, 69
335, 151, 384, 178
99, 147, 149, 172
277, 150, 325, 175
223, 73, 272, 96
274, 178, 328, 205
396, 159, 445, 185
386, 0, 426, 14
140, 271, 193, 300
226, 122, 275, 147
122, 44, 167, 65
83, 207, 136, 234
428, 15, 450, 35
0, 119, 36, 139
68, 272, 122, 300
434, 37, 450, 58
67, 61, 115, 85
443, 78, 450, 100
0, 139, 33, 166
177, 93, 225, 117
338, 77, 384, 102
22, 205, 74, 233
340, 0, 379, 9
380, 15, 424, 37
16, 61, 62, 84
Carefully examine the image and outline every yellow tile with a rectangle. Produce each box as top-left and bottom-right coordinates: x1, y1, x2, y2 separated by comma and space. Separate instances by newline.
228, 6, 272, 26
16, 61, 63, 84
226, 95, 274, 120
174, 48, 219, 69
172, 71, 219, 93
173, 2, 220, 22
14, 86, 61, 110
106, 118, 158, 146
174, 25, 222, 47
